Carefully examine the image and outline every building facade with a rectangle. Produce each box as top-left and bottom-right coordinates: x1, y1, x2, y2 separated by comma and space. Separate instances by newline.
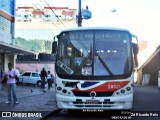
137, 46, 160, 86
15, 6, 77, 52
16, 6, 77, 22
0, 0, 35, 73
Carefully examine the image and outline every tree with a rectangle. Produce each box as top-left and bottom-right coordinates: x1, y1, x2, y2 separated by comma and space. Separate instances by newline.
15, 37, 52, 53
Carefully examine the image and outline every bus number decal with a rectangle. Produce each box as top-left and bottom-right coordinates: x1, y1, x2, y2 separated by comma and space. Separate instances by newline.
108, 84, 121, 90
107, 81, 129, 90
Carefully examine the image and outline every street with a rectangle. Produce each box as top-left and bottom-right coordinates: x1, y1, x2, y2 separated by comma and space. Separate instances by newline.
133, 85, 160, 111
43, 85, 160, 120
0, 83, 55, 104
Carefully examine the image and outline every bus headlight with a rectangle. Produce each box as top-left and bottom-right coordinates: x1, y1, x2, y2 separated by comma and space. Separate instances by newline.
120, 89, 125, 94
62, 89, 67, 93
57, 86, 62, 91
126, 87, 131, 91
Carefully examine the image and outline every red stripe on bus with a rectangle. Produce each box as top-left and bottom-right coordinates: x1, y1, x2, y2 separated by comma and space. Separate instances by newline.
73, 81, 129, 92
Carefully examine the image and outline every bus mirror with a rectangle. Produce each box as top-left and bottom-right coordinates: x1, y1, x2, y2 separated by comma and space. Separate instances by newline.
132, 42, 139, 67
132, 34, 139, 54
132, 43, 139, 55
52, 41, 57, 54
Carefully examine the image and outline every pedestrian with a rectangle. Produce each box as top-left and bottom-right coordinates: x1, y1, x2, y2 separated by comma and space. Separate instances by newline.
51, 74, 54, 85
40, 68, 47, 92
0, 68, 3, 91
47, 71, 52, 90
0, 69, 3, 79
0, 63, 18, 104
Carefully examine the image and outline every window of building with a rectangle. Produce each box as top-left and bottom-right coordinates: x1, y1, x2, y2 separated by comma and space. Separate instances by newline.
0, 16, 11, 33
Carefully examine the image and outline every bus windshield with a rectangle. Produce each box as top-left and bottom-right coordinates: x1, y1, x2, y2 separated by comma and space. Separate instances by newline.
55, 30, 132, 78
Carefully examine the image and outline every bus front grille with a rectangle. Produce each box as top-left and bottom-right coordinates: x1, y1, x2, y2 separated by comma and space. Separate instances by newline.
72, 101, 115, 107
72, 91, 114, 97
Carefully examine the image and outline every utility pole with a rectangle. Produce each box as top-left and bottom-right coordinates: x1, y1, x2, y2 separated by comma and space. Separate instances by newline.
78, 0, 82, 27
77, 0, 92, 27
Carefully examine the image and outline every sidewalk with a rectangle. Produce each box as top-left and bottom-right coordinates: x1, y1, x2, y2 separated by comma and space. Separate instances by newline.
0, 84, 58, 120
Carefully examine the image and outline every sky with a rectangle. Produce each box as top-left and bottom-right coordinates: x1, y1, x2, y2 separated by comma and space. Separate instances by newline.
16, 0, 160, 47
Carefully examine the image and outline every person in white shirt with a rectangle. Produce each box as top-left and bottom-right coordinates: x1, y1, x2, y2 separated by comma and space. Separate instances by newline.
0, 63, 18, 104
47, 71, 52, 90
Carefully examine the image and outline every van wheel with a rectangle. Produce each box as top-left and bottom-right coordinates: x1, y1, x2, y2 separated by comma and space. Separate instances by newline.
37, 81, 41, 87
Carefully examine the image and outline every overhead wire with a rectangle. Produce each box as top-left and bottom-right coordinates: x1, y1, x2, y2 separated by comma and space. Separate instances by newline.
43, 0, 67, 29
33, 4, 62, 30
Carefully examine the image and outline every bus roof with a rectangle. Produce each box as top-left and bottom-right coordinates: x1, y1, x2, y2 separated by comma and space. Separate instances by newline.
61, 27, 131, 33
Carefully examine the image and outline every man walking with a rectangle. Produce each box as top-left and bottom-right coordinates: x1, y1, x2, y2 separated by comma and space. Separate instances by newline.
0, 63, 18, 104
40, 68, 47, 92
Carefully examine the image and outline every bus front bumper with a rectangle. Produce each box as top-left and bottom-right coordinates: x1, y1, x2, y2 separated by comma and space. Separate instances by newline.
56, 93, 133, 110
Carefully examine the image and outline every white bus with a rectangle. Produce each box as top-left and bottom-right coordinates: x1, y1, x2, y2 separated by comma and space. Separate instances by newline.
52, 27, 138, 111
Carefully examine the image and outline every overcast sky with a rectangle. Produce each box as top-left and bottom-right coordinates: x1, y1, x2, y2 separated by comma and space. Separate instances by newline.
16, 0, 160, 47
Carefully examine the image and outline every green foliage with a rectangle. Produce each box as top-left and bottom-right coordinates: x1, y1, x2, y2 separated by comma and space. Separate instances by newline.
15, 37, 52, 53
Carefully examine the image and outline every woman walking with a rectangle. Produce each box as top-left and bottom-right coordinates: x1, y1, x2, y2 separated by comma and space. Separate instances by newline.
47, 71, 52, 90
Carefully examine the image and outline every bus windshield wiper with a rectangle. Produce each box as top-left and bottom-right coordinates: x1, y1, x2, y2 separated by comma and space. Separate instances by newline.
96, 52, 113, 76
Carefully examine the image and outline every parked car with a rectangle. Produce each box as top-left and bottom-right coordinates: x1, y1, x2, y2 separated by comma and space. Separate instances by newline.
16, 69, 21, 77
15, 69, 21, 84
19, 71, 42, 87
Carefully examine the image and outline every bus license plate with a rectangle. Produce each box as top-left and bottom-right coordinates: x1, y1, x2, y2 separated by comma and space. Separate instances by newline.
86, 100, 100, 104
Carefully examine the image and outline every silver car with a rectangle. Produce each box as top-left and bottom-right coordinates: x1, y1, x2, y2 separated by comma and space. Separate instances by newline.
19, 71, 42, 87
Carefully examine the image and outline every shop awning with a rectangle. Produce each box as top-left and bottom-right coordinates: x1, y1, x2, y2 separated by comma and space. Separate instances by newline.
0, 41, 37, 55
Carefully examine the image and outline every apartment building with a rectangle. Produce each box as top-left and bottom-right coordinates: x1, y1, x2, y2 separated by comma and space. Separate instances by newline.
16, 6, 77, 22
